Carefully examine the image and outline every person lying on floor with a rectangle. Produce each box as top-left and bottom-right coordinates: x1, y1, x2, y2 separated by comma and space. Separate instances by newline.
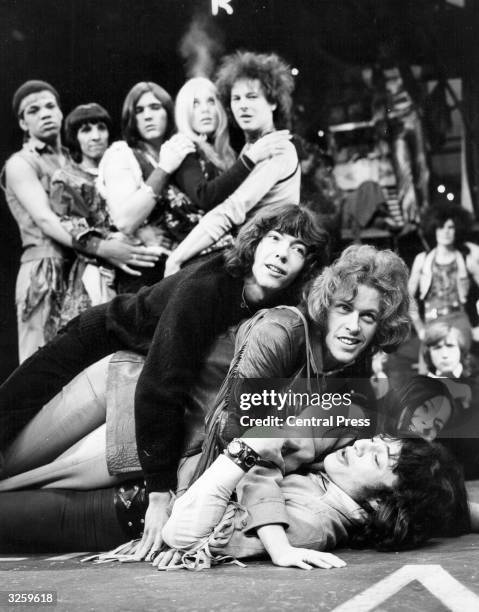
0, 432, 469, 568
157, 432, 469, 569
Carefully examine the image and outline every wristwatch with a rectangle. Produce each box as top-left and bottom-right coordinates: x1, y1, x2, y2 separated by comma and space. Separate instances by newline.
224, 438, 261, 472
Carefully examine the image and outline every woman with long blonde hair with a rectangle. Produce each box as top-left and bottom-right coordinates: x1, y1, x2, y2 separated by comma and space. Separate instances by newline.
165, 51, 300, 276
174, 76, 235, 172
99, 79, 289, 292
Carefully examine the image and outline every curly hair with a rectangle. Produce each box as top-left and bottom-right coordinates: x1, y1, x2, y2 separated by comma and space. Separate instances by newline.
423, 202, 473, 248
64, 103, 112, 163
224, 203, 329, 301
174, 77, 235, 171
307, 244, 411, 354
215, 51, 294, 130
350, 437, 470, 551
423, 321, 471, 377
121, 82, 175, 148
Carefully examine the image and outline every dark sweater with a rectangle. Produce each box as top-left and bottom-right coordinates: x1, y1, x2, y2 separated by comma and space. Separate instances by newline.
0, 254, 247, 484
100, 253, 246, 492
172, 152, 253, 212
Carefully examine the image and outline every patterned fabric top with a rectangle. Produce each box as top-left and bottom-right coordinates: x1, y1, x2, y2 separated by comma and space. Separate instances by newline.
425, 258, 461, 312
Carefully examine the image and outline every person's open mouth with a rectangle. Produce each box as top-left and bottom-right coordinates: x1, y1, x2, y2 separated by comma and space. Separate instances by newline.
337, 336, 361, 346
265, 264, 286, 277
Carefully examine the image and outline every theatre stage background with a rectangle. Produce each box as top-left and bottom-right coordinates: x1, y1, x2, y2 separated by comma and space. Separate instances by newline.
0, 0, 477, 380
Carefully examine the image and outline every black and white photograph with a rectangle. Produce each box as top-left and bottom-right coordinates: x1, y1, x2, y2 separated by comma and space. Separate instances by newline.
1, 1, 479, 610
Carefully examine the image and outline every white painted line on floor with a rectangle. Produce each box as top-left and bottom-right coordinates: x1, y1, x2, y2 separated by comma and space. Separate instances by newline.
331, 564, 479, 612
46, 552, 88, 561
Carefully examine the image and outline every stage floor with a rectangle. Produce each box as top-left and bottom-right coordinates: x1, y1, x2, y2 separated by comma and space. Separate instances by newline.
0, 482, 478, 612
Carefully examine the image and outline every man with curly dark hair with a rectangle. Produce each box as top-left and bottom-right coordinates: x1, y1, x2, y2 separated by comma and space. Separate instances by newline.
215, 50, 294, 130
159, 435, 468, 569
165, 51, 300, 275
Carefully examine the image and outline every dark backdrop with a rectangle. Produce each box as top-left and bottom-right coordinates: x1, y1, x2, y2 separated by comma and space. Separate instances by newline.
0, 0, 474, 380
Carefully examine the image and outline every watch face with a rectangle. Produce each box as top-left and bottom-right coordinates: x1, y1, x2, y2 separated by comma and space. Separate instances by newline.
243, 454, 257, 469
228, 440, 243, 457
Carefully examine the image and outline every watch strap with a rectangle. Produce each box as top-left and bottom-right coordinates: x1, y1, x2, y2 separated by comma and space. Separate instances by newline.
224, 439, 261, 472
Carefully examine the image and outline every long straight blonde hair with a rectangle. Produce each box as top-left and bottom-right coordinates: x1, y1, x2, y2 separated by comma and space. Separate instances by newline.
175, 77, 235, 171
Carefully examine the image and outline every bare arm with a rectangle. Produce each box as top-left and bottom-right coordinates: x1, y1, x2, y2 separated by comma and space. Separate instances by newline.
257, 524, 346, 570
50, 173, 160, 276
465, 243, 479, 288
235, 438, 346, 570
133, 491, 172, 561
159, 450, 345, 570
5, 155, 73, 248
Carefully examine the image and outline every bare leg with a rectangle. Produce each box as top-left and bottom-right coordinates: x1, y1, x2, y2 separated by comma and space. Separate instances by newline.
0, 424, 142, 491
2, 356, 111, 478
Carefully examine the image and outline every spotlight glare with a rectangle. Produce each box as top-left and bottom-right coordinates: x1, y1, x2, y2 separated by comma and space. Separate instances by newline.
318, 130, 325, 138
447, 193, 454, 201
291, 67, 299, 76
437, 184, 446, 193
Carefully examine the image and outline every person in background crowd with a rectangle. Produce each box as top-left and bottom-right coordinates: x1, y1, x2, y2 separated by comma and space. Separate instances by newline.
379, 375, 455, 442
370, 48, 430, 223
423, 321, 479, 480
423, 321, 473, 421
50, 103, 159, 326
96, 81, 190, 291
408, 203, 479, 373
424, 321, 471, 380
295, 137, 342, 257
164, 51, 300, 275
2, 80, 72, 361
99, 80, 289, 292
